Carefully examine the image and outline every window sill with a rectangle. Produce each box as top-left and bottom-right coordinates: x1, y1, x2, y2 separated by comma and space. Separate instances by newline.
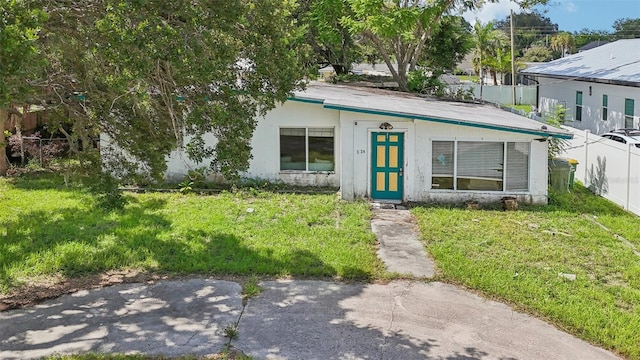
429, 189, 529, 193
279, 170, 336, 174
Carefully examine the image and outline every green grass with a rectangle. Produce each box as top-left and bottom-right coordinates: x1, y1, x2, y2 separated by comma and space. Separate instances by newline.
506, 104, 533, 113
412, 185, 640, 359
457, 75, 479, 82
0, 175, 383, 293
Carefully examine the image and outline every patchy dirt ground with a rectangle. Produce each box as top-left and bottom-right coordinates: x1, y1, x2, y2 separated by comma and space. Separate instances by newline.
0, 270, 252, 312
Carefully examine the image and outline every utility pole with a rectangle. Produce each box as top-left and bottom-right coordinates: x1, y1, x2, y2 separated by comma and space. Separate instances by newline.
510, 9, 516, 105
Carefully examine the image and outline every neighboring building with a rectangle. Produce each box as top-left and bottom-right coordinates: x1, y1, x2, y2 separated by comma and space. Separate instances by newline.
578, 40, 609, 53
521, 39, 640, 135
161, 82, 570, 204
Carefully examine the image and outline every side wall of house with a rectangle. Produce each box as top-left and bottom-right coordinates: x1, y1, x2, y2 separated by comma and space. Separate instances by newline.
538, 78, 640, 134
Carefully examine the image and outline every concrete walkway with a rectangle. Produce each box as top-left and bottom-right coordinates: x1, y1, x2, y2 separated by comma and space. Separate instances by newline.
371, 205, 435, 278
0, 279, 619, 359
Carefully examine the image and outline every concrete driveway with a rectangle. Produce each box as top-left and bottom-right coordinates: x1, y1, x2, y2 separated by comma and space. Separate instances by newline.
0, 278, 619, 360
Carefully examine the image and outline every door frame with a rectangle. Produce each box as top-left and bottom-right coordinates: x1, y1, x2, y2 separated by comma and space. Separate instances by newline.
370, 131, 405, 201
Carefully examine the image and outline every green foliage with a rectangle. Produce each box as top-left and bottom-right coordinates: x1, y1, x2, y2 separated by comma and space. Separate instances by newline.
546, 104, 568, 159
495, 10, 558, 56
86, 173, 129, 211
3, 0, 307, 182
340, 0, 499, 91
0, 0, 47, 176
521, 45, 553, 62
471, 21, 510, 85
613, 18, 640, 39
0, 0, 47, 107
407, 70, 446, 97
298, 0, 363, 74
243, 275, 262, 298
420, 15, 474, 72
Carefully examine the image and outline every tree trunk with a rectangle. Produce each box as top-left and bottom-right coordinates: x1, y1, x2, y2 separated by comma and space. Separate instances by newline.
0, 108, 8, 176
16, 109, 24, 164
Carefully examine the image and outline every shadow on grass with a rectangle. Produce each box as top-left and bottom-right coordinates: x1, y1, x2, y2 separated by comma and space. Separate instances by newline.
0, 192, 371, 294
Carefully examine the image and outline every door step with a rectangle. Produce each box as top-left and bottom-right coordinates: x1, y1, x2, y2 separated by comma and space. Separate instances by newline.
372, 202, 406, 210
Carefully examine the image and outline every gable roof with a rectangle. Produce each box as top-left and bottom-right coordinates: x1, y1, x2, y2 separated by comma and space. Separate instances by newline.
578, 40, 610, 52
521, 39, 640, 86
290, 82, 572, 139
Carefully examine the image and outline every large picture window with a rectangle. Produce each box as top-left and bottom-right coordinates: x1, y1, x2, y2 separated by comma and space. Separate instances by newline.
280, 128, 334, 171
431, 141, 529, 192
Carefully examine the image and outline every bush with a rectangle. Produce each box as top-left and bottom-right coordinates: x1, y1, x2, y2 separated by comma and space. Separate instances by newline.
8, 132, 67, 166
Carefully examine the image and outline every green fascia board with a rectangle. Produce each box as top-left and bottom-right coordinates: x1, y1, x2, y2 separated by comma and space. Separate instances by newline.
288, 97, 325, 105
323, 104, 573, 140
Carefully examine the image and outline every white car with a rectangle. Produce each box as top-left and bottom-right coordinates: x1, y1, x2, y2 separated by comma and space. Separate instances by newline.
600, 132, 640, 148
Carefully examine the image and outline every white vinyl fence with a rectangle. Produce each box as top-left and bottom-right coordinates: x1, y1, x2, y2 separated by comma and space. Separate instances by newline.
447, 84, 537, 105
561, 127, 640, 215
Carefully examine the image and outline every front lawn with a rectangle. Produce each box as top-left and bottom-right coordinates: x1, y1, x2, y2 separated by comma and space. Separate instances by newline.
412, 185, 640, 359
0, 175, 383, 294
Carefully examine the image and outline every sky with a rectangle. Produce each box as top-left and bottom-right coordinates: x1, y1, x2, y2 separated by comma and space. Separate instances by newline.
462, 0, 640, 33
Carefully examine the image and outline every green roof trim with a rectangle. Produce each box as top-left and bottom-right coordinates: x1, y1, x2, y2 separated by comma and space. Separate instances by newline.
288, 96, 325, 105
323, 104, 573, 140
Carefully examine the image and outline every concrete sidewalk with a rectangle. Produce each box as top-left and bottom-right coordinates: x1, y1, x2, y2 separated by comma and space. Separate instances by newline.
371, 206, 435, 278
0, 279, 619, 360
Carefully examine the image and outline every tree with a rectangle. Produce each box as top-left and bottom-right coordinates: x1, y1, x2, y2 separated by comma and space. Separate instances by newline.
0, 0, 47, 176
26, 0, 307, 181
572, 28, 610, 49
340, 0, 549, 92
520, 45, 553, 62
420, 15, 473, 72
471, 21, 509, 88
613, 18, 640, 39
297, 0, 362, 75
495, 10, 557, 56
551, 32, 574, 58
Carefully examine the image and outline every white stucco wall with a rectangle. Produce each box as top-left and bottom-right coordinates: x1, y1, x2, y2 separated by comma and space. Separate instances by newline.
538, 78, 640, 135
165, 100, 341, 187
338, 113, 548, 204
164, 100, 549, 204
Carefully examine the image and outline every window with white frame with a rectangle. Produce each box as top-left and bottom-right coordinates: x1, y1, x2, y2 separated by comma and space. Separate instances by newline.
280, 128, 334, 171
431, 141, 529, 191
602, 95, 608, 121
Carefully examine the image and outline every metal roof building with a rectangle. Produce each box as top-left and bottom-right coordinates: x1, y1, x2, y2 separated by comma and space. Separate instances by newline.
521, 39, 640, 87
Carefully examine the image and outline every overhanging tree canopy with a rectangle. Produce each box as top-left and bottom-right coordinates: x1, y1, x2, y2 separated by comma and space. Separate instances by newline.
6, 0, 308, 181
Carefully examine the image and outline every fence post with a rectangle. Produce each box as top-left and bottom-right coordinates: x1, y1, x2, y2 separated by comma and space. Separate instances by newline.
39, 138, 43, 166
626, 143, 632, 210
583, 130, 590, 184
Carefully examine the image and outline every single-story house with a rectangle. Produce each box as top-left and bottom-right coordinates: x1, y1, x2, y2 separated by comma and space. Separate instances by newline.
165, 82, 571, 204
521, 39, 640, 135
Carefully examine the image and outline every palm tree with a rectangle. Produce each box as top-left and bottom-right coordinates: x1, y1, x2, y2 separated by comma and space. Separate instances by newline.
472, 21, 510, 90
551, 32, 574, 58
